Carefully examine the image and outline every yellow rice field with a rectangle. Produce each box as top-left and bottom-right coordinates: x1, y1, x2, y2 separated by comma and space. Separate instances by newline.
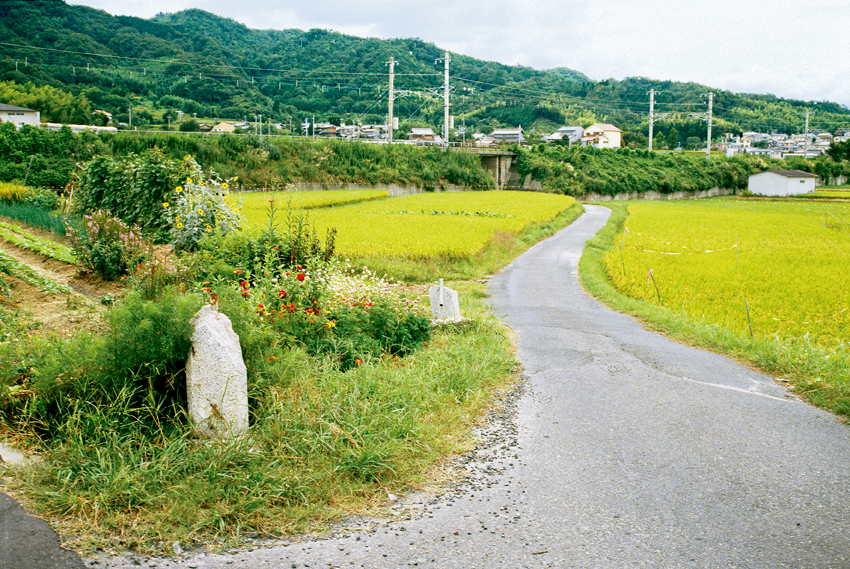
240, 189, 388, 221
604, 198, 850, 347
244, 190, 576, 258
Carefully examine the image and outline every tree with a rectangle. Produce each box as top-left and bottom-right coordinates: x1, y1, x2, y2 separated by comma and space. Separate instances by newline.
826, 139, 850, 162
668, 128, 680, 150
685, 136, 701, 150
179, 119, 200, 132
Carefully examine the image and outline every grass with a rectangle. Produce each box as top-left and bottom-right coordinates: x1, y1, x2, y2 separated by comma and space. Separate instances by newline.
580, 200, 850, 420
3, 281, 518, 555
0, 202, 71, 236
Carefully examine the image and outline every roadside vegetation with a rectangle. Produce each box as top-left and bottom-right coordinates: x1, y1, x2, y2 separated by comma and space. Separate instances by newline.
0, 158, 582, 555
581, 197, 850, 419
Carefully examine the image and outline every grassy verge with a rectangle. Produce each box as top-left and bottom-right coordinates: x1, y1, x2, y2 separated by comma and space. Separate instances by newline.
580, 202, 850, 419
3, 282, 517, 555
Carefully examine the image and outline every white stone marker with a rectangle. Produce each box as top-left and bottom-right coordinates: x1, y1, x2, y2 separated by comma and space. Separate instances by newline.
429, 278, 463, 322
186, 304, 248, 439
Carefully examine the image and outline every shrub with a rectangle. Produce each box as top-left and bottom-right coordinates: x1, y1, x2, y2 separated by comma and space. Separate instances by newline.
75, 148, 197, 241
67, 210, 149, 280
23, 187, 62, 210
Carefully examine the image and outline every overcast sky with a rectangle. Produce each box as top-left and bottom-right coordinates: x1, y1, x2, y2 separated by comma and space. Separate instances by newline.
69, 0, 850, 109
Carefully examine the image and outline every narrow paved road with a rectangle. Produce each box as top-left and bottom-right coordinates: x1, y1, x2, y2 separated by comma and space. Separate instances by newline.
89, 205, 850, 568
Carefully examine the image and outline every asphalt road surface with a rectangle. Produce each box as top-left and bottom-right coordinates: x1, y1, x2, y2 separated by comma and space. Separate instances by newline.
79, 204, 850, 568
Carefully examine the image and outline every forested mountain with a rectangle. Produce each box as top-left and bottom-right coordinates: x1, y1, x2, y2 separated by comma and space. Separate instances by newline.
1, 0, 848, 146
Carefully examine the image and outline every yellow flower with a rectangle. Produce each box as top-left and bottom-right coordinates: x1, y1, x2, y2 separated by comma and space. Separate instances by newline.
176, 222, 183, 229
222, 182, 229, 190
175, 215, 180, 221
233, 176, 238, 181
162, 202, 169, 208
326, 321, 336, 329
199, 180, 205, 186
186, 177, 192, 184
205, 225, 212, 231
197, 208, 204, 214
184, 155, 191, 161
175, 186, 183, 193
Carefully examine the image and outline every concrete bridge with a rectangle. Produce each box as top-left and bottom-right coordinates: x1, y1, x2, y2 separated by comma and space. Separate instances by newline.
451, 146, 525, 190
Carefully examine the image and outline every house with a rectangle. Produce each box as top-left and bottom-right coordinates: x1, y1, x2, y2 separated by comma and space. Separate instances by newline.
198, 123, 212, 132
211, 122, 235, 133
490, 127, 525, 145
473, 133, 495, 148
748, 169, 818, 197
0, 103, 40, 129
582, 123, 622, 148
408, 127, 442, 146
543, 126, 584, 145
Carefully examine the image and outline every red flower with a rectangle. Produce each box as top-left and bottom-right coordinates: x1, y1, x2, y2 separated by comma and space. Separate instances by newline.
305, 308, 314, 314
297, 273, 306, 282
354, 358, 363, 365
234, 269, 243, 274
278, 290, 287, 298
296, 265, 303, 271
240, 280, 249, 288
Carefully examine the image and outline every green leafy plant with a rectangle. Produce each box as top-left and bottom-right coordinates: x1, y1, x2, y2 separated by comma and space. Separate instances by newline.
66, 210, 149, 280
166, 168, 243, 251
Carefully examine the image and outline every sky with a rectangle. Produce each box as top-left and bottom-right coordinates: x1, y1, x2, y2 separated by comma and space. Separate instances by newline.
68, 0, 850, 109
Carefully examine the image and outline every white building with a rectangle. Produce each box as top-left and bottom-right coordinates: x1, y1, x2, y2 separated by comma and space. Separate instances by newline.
0, 103, 40, 129
543, 125, 584, 145
748, 169, 818, 197
490, 127, 525, 145
582, 123, 622, 148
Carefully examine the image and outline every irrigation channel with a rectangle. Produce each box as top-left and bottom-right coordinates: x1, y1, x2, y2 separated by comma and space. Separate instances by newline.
86, 204, 850, 568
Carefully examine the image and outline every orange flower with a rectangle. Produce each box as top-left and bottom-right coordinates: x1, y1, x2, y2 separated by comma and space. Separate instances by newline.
354, 358, 363, 365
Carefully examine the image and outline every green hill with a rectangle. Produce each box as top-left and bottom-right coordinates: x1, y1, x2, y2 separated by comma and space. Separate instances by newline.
1, 0, 847, 145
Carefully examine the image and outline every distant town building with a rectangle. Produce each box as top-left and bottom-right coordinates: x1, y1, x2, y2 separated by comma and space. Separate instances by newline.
582, 123, 622, 148
748, 169, 818, 197
0, 103, 40, 129
43, 123, 117, 134
543, 126, 584, 145
408, 127, 442, 146
211, 122, 235, 133
490, 127, 525, 145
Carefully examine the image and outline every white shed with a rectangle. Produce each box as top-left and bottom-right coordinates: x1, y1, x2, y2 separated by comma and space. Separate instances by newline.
0, 103, 40, 129
747, 169, 818, 197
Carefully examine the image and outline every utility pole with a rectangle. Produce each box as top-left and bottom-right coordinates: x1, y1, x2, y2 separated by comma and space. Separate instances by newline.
387, 57, 395, 144
702, 92, 714, 158
128, 108, 132, 128
648, 89, 655, 151
436, 51, 451, 150
804, 109, 810, 158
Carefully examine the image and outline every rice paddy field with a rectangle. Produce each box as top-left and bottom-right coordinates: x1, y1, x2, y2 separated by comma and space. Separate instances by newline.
241, 190, 577, 259
603, 198, 850, 349
240, 189, 389, 217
